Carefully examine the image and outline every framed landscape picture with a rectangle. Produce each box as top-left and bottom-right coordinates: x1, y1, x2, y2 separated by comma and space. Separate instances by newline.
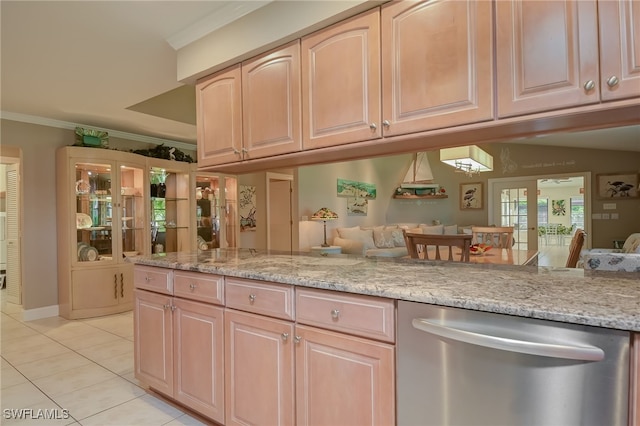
596, 173, 639, 199
460, 182, 483, 209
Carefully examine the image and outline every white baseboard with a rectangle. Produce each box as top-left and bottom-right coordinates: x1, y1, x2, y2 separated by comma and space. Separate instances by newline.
22, 305, 59, 321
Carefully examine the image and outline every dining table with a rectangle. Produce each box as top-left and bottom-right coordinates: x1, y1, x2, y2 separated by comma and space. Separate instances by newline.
424, 247, 539, 266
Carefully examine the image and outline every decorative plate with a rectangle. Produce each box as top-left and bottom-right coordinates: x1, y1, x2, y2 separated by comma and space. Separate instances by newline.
84, 246, 99, 261
76, 213, 93, 229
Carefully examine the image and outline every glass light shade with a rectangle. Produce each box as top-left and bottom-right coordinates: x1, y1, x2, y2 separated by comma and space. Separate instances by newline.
440, 145, 493, 172
311, 207, 338, 220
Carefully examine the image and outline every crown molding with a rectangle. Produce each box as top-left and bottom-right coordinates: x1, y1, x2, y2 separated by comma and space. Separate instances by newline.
166, 1, 272, 50
0, 111, 197, 152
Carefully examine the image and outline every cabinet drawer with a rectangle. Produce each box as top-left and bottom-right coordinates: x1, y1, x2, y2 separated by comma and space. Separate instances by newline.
134, 265, 173, 295
296, 288, 395, 343
225, 277, 294, 321
174, 271, 224, 305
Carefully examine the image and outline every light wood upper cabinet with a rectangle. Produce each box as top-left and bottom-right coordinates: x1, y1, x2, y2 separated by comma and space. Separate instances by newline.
381, 0, 494, 136
242, 41, 302, 159
301, 8, 381, 150
496, 0, 600, 117
598, 0, 640, 101
196, 65, 243, 167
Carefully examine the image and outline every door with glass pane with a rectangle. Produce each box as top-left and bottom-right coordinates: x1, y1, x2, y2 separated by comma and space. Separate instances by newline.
489, 180, 538, 251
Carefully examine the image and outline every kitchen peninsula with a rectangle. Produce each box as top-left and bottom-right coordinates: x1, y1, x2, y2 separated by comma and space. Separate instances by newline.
131, 250, 639, 425
132, 249, 640, 330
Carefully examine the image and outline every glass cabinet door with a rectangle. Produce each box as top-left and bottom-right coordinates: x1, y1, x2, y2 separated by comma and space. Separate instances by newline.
192, 173, 238, 250
120, 163, 145, 257
150, 166, 190, 254
75, 161, 114, 262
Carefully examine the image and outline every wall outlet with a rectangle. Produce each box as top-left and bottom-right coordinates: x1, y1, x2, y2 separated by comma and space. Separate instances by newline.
603, 203, 617, 210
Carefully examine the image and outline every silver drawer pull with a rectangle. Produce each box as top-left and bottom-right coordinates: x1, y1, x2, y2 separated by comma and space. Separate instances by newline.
189, 283, 197, 291
281, 333, 289, 341
145, 276, 152, 282
331, 309, 340, 319
249, 294, 256, 303
294, 336, 301, 344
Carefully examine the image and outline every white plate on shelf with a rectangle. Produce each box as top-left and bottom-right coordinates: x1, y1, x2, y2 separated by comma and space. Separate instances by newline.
123, 251, 138, 257
76, 213, 93, 229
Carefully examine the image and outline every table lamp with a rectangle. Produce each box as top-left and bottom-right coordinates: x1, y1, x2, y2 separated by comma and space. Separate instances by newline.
311, 207, 339, 247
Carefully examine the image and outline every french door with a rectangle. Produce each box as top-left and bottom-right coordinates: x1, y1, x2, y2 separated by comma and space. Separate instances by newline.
488, 179, 538, 251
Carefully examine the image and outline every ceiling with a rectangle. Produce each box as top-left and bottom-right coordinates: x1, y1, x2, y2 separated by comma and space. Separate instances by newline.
1, 1, 639, 152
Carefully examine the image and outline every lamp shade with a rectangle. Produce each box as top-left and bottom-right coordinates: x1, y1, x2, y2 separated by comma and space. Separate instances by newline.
440, 145, 493, 172
311, 207, 338, 220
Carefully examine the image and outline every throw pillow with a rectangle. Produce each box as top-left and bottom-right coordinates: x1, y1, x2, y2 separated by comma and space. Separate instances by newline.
420, 224, 444, 235
444, 224, 458, 235
623, 233, 640, 253
337, 227, 376, 250
390, 228, 406, 247
333, 236, 365, 255
373, 226, 395, 248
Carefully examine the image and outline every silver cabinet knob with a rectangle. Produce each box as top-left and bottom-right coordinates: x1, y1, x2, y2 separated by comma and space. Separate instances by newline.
189, 283, 197, 291
331, 309, 340, 319
170, 305, 176, 312
606, 76, 619, 88
241, 147, 248, 153
162, 303, 171, 310
583, 80, 595, 91
249, 294, 256, 303
382, 120, 390, 127
369, 123, 377, 131
233, 148, 240, 154
294, 336, 301, 344
281, 333, 289, 341
144, 276, 152, 282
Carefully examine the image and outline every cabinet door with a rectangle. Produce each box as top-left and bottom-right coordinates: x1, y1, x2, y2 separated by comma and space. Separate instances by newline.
196, 65, 243, 167
242, 41, 302, 159
71, 267, 121, 310
173, 298, 224, 424
381, 0, 493, 136
134, 289, 173, 396
599, 0, 640, 101
301, 8, 381, 149
118, 265, 134, 306
295, 324, 395, 426
225, 309, 294, 426
496, 0, 600, 117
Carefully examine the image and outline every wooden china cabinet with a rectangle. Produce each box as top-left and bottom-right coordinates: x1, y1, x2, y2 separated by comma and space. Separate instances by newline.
56, 146, 146, 319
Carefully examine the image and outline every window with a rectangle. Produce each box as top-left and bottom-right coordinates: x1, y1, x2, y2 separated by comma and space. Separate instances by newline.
537, 198, 549, 224
570, 197, 584, 229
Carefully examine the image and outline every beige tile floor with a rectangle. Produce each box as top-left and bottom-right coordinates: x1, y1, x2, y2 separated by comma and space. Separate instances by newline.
1, 293, 210, 426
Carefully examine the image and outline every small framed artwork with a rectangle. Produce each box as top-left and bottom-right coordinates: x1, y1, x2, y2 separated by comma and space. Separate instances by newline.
596, 173, 639, 199
460, 182, 483, 209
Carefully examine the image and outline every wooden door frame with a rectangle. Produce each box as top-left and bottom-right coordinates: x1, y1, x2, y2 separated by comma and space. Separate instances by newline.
266, 172, 294, 252
488, 172, 592, 249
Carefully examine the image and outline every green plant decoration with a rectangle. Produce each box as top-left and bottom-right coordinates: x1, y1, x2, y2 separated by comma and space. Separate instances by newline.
131, 144, 194, 163
74, 127, 109, 148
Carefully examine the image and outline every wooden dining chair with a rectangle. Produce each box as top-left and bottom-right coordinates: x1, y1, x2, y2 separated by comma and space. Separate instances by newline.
565, 228, 586, 268
403, 231, 473, 262
471, 226, 514, 249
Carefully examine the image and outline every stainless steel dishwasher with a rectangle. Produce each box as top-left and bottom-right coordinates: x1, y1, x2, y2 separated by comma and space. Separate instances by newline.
397, 301, 630, 426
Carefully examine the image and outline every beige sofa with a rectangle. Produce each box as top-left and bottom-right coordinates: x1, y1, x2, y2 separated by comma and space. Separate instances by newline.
333, 223, 461, 258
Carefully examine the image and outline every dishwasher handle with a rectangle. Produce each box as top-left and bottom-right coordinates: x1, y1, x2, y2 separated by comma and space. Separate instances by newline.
412, 318, 605, 361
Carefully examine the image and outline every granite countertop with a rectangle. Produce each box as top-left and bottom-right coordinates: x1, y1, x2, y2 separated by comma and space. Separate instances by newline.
129, 249, 640, 332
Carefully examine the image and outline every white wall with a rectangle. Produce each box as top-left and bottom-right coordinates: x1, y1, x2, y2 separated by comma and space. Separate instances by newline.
539, 185, 583, 228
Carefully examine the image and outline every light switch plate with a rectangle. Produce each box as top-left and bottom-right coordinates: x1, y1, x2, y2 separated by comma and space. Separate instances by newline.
603, 203, 616, 210
611, 213, 619, 220
592, 213, 602, 219
602, 213, 610, 219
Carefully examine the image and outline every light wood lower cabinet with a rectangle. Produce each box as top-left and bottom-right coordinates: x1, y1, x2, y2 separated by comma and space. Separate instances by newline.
70, 266, 133, 317
633, 333, 639, 426
134, 289, 225, 424
295, 324, 395, 426
224, 309, 295, 426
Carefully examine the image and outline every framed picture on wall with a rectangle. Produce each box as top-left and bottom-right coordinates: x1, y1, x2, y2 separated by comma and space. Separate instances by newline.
460, 182, 483, 209
596, 173, 639, 199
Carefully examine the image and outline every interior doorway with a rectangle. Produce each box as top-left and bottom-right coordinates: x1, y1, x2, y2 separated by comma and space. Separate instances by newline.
0, 157, 23, 306
489, 172, 591, 267
267, 173, 293, 253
